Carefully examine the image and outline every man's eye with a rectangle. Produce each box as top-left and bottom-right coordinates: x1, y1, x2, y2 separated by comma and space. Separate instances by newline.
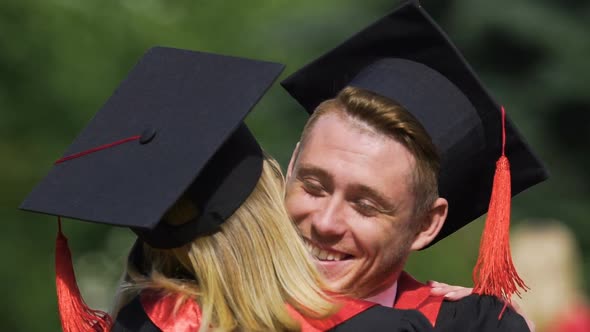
354, 201, 379, 216
302, 180, 324, 196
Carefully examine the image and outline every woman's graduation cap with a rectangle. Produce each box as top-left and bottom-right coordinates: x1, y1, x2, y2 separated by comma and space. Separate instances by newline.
281, 0, 548, 308
20, 46, 284, 331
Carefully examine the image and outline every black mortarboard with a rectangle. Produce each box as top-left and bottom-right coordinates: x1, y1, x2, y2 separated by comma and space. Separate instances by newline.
281, 0, 548, 246
20, 46, 284, 249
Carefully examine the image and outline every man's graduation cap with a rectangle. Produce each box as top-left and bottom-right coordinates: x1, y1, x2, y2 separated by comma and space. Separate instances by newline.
281, 0, 548, 305
20, 46, 284, 331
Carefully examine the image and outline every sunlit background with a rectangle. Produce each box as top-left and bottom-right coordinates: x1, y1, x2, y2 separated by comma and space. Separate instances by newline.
1, 0, 588, 331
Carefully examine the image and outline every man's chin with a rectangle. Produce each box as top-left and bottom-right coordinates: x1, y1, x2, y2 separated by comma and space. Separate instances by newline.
314, 259, 355, 288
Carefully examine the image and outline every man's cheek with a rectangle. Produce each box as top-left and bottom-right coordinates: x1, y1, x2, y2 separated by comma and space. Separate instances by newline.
285, 196, 308, 225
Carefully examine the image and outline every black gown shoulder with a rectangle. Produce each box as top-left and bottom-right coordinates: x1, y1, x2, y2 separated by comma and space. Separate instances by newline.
111, 296, 160, 332
435, 294, 530, 332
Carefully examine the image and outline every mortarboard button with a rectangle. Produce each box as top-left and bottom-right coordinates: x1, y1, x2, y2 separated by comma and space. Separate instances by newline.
139, 127, 157, 144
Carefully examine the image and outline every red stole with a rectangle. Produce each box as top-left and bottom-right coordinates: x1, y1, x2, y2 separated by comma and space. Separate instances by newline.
140, 291, 202, 332
140, 291, 376, 332
393, 271, 444, 326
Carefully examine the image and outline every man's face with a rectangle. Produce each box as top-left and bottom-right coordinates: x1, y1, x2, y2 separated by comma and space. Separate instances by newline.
286, 112, 420, 298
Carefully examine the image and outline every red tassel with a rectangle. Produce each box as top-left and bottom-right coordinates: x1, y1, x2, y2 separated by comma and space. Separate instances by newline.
55, 217, 112, 331
472, 107, 528, 318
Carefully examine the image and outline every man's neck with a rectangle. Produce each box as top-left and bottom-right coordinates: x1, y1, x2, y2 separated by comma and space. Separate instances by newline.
363, 280, 398, 307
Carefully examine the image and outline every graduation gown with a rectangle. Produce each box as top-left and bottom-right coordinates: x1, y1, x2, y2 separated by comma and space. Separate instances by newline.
394, 271, 530, 331
111, 290, 433, 332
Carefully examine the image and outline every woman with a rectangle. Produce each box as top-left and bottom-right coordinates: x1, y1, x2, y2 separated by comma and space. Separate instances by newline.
111, 150, 431, 331
20, 46, 432, 331
111, 151, 336, 331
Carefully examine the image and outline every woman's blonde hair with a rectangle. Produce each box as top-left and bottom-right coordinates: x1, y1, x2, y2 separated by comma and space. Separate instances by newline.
114, 154, 335, 331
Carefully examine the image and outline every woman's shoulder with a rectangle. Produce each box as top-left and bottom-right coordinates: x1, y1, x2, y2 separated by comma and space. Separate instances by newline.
111, 295, 161, 332
111, 291, 202, 332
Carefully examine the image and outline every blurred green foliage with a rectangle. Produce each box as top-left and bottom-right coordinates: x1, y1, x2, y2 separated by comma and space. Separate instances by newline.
1, 0, 588, 330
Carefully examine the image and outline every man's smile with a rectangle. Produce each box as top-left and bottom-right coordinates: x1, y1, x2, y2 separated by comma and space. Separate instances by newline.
303, 238, 353, 262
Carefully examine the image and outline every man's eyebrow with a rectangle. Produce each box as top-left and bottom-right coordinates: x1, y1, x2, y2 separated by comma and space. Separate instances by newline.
296, 163, 331, 179
350, 184, 397, 214
295, 163, 335, 189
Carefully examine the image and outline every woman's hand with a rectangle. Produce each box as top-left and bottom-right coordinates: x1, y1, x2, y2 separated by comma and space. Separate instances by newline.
427, 280, 473, 301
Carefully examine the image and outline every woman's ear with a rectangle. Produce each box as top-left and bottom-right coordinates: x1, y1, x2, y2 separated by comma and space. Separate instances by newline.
410, 197, 448, 251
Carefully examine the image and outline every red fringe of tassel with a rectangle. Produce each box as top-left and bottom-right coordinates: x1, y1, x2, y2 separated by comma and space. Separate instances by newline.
55, 218, 113, 331
472, 106, 528, 318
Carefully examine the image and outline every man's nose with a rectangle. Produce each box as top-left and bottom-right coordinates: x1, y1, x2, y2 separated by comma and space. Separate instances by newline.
311, 197, 346, 238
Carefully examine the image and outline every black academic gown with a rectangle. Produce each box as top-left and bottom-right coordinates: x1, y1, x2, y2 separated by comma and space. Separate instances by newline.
434, 294, 530, 332
331, 305, 434, 332
394, 272, 530, 332
111, 295, 434, 332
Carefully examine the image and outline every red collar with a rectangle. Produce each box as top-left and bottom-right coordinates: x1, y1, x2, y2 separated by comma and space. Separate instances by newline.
140, 290, 201, 332
141, 291, 376, 332
393, 271, 444, 326
287, 296, 377, 331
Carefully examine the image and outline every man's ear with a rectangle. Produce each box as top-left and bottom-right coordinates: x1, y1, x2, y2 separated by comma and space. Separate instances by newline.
410, 197, 448, 251
286, 142, 300, 182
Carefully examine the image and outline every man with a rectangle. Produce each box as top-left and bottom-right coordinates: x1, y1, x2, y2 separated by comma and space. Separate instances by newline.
281, 0, 548, 330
